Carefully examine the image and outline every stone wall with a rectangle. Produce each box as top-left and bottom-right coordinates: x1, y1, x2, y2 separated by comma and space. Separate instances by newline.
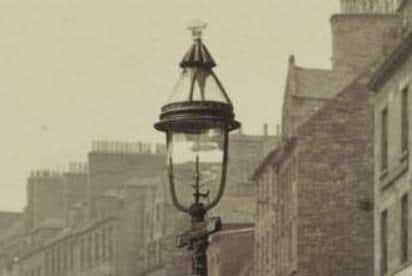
373, 30, 412, 276
296, 80, 374, 276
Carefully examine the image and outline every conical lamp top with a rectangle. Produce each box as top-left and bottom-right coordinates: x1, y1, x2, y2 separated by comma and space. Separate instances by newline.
166, 22, 231, 105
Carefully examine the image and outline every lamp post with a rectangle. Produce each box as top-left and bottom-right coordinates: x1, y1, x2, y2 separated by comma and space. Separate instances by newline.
154, 21, 241, 276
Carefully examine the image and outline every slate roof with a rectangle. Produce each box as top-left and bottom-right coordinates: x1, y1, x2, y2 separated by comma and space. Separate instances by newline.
282, 55, 352, 137
293, 66, 347, 99
251, 137, 297, 180
369, 30, 412, 90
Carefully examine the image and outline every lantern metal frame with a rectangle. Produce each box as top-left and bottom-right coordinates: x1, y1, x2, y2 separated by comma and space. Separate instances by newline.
154, 22, 240, 276
155, 100, 240, 216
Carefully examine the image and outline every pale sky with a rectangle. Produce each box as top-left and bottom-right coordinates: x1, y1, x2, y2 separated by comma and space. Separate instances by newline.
0, 0, 339, 211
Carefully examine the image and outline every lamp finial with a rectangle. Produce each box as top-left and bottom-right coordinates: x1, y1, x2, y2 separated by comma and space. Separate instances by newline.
187, 19, 207, 40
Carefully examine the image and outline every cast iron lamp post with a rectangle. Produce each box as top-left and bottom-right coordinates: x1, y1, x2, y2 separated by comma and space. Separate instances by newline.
154, 21, 241, 276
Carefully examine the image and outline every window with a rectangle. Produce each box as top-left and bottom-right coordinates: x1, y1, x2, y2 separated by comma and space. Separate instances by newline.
272, 166, 277, 199
95, 232, 100, 262
55, 246, 60, 274
381, 210, 388, 275
63, 243, 67, 272
402, 87, 409, 153
156, 205, 161, 221
80, 238, 85, 270
288, 224, 293, 265
384, 0, 390, 11
272, 224, 276, 270
52, 247, 56, 275
45, 251, 50, 276
70, 240, 75, 271
88, 235, 92, 267
108, 226, 113, 259
381, 107, 389, 171
292, 156, 298, 182
102, 229, 106, 260
401, 194, 409, 264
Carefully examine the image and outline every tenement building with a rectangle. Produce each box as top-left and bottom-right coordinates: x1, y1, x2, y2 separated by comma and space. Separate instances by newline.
17, 171, 156, 276
138, 176, 190, 276
252, 0, 408, 276
0, 141, 167, 276
369, 26, 412, 276
0, 212, 25, 276
0, 129, 275, 276
18, 179, 150, 276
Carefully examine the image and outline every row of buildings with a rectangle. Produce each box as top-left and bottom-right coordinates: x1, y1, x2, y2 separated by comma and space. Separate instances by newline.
5, 0, 412, 275
253, 1, 412, 276
0, 131, 277, 276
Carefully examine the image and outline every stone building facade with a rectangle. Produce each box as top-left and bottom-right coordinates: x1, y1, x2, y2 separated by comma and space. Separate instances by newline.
0, 141, 166, 276
369, 24, 412, 276
0, 129, 274, 276
17, 177, 152, 276
252, 1, 406, 276
254, 74, 376, 276
0, 213, 25, 276
19, 216, 118, 276
138, 177, 190, 276
253, 139, 298, 276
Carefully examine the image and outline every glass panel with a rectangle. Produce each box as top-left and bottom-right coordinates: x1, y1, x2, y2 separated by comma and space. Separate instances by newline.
166, 68, 229, 104
167, 128, 225, 208
167, 68, 195, 103
203, 72, 228, 102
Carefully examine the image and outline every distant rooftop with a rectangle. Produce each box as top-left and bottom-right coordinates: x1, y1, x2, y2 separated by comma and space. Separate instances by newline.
29, 170, 64, 178
91, 140, 166, 155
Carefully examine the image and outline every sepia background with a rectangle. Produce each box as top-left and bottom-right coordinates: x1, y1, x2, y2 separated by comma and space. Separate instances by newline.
2, 1, 411, 276
0, 0, 338, 211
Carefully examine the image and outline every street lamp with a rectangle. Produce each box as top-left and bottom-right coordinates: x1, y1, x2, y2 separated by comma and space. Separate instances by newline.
154, 21, 240, 276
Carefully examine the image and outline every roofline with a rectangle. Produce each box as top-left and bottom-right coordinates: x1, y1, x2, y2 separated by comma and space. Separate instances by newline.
250, 137, 297, 180
0, 211, 22, 216
20, 216, 118, 261
294, 66, 333, 73
209, 227, 254, 242
368, 31, 412, 91
330, 13, 400, 22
